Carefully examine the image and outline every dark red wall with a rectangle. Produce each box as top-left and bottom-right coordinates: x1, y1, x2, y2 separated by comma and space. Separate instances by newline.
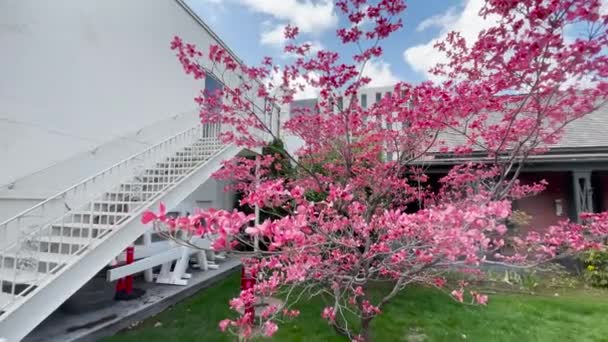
513, 172, 571, 232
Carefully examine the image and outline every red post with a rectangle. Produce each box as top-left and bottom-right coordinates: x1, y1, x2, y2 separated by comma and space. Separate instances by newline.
125, 246, 134, 294
115, 246, 135, 295
241, 266, 256, 323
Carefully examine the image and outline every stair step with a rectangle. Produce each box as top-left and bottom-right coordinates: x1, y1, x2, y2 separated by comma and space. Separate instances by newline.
101, 193, 158, 204
146, 166, 193, 171
105, 189, 160, 195
68, 211, 130, 225
91, 199, 139, 207
88, 206, 131, 214
70, 211, 129, 216
1, 251, 71, 264
50, 222, 114, 230
144, 170, 189, 177
0, 267, 47, 284
101, 193, 147, 202
120, 182, 167, 189
88, 202, 136, 214
0, 291, 18, 309
1, 252, 69, 273
34, 235, 96, 246
167, 155, 209, 160
91, 200, 137, 205
119, 185, 167, 194
138, 175, 182, 182
178, 150, 215, 155
155, 162, 200, 168
192, 140, 221, 145
173, 151, 211, 156
48, 223, 113, 241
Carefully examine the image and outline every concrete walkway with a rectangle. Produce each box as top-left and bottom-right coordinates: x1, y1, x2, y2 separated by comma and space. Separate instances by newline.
23, 257, 240, 342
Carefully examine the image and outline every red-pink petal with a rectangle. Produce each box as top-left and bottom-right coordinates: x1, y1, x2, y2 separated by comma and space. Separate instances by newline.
141, 211, 157, 224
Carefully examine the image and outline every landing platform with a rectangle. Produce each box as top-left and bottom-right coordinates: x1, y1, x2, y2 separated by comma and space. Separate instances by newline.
23, 257, 241, 342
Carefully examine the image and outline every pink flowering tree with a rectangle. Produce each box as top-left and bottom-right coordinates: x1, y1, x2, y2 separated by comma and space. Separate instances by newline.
146, 0, 608, 340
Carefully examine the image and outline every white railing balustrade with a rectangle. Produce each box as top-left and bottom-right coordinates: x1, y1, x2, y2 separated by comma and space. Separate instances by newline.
0, 122, 224, 312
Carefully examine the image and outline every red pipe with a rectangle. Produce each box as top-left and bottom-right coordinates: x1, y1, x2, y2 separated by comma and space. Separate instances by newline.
125, 246, 134, 294
241, 266, 256, 323
115, 246, 135, 295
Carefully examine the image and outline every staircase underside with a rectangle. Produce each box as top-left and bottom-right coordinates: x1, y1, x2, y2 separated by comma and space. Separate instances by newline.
0, 143, 244, 342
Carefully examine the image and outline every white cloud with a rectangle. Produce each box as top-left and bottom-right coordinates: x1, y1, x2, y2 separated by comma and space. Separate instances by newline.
188, 0, 337, 47
261, 24, 286, 46
361, 60, 400, 88
416, 6, 461, 32
281, 40, 325, 59
404, 0, 498, 81
237, 0, 338, 47
293, 80, 320, 100
266, 68, 320, 100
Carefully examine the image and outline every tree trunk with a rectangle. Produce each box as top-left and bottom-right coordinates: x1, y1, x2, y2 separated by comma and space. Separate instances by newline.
360, 317, 373, 342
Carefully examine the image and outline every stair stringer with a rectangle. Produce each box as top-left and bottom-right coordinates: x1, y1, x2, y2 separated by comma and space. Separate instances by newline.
0, 144, 243, 342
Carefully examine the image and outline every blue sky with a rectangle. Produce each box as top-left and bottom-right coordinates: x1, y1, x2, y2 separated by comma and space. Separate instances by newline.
182, 0, 497, 88
184, 0, 608, 92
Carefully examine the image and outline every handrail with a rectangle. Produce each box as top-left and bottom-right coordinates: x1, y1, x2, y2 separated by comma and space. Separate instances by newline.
0, 125, 200, 226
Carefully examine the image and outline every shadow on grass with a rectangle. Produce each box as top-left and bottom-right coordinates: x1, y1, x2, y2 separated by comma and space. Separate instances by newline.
105, 272, 608, 342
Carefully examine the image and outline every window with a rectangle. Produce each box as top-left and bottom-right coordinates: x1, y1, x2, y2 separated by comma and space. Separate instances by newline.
375, 92, 382, 103
361, 94, 367, 108
385, 92, 391, 98
203, 74, 224, 136
337, 96, 343, 111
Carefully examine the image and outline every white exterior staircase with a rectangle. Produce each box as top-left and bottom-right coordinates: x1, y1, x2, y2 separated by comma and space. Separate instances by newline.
0, 123, 245, 341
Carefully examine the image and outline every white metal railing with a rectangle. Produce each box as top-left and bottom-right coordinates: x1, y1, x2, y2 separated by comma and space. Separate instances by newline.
0, 122, 226, 313
0, 104, 276, 315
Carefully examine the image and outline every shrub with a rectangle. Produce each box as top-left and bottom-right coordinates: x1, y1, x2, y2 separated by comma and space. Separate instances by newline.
582, 248, 608, 288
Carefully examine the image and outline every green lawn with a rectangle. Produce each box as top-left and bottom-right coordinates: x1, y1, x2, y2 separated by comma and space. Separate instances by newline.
105, 272, 608, 342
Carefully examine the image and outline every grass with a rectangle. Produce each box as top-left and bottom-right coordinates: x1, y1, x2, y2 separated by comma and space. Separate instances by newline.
105, 272, 608, 342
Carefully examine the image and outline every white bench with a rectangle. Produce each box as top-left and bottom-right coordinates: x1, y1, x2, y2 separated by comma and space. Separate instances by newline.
107, 230, 221, 286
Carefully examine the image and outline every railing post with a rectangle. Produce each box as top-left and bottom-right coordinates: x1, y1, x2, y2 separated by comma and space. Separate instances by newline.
10, 218, 21, 298
0, 223, 6, 302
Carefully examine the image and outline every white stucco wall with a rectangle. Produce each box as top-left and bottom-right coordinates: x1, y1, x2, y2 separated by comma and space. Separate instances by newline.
0, 0, 250, 190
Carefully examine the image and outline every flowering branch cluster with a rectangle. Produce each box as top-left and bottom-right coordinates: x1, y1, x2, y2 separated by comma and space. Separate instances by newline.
145, 1, 608, 340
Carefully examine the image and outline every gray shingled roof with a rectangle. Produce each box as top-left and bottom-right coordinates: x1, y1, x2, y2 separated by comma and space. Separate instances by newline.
437, 103, 608, 152
553, 103, 608, 149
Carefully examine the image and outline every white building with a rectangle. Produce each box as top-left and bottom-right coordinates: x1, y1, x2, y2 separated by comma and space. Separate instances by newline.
286, 85, 399, 157
0, 1, 274, 340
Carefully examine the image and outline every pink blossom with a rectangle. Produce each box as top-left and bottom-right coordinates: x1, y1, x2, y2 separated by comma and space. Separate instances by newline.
451, 289, 464, 303
322, 307, 336, 322
473, 292, 489, 305
284, 24, 299, 39
263, 321, 279, 337
218, 319, 231, 332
